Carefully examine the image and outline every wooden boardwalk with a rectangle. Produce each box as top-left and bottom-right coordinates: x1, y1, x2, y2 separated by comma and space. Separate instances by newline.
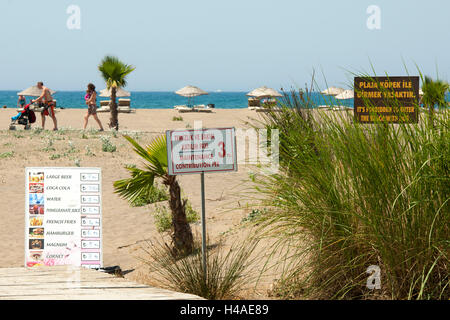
0, 266, 203, 300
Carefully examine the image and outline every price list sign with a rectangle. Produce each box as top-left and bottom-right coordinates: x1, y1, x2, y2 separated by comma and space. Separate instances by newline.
25, 167, 102, 269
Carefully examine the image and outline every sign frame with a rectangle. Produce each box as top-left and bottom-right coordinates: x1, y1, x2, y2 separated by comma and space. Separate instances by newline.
166, 127, 238, 176
354, 76, 420, 124
24, 167, 103, 269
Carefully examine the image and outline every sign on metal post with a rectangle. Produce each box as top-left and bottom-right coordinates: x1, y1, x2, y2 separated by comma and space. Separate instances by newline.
25, 167, 102, 269
166, 127, 238, 175
166, 127, 238, 278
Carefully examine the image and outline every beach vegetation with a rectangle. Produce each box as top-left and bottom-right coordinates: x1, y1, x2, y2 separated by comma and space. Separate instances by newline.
67, 141, 77, 154
129, 183, 169, 207
98, 56, 135, 131
152, 202, 199, 233
33, 127, 43, 134
49, 154, 61, 160
84, 145, 95, 157
139, 236, 258, 299
43, 139, 56, 152
172, 116, 183, 121
101, 136, 117, 152
0, 151, 14, 159
12, 133, 24, 139
114, 135, 195, 256
241, 208, 266, 224
420, 75, 449, 126
251, 87, 449, 299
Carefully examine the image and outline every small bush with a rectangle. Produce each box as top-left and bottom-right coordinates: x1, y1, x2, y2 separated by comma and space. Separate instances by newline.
152, 205, 172, 233
241, 208, 266, 224
0, 151, 14, 159
130, 184, 169, 207
85, 145, 95, 157
101, 136, 117, 152
43, 139, 56, 152
49, 154, 61, 160
139, 237, 259, 300
172, 116, 183, 121
12, 133, 24, 139
67, 141, 77, 154
152, 201, 199, 233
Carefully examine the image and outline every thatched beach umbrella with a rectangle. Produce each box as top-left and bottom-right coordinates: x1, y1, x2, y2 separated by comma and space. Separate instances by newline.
247, 86, 282, 98
335, 89, 354, 100
99, 87, 131, 97
175, 85, 208, 107
17, 86, 56, 97
321, 87, 345, 96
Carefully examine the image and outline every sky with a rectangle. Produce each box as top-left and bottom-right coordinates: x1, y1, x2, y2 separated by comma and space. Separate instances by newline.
0, 0, 449, 91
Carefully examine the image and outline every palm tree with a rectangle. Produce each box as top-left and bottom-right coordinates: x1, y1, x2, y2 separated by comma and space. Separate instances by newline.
114, 135, 194, 256
421, 76, 449, 126
98, 56, 135, 131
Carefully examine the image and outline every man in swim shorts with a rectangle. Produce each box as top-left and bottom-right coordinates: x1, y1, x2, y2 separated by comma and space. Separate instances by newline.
32, 82, 58, 130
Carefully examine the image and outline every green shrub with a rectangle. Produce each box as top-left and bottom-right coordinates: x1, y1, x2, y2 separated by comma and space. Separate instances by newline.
101, 136, 117, 152
241, 209, 266, 224
43, 139, 56, 152
0, 151, 14, 159
152, 201, 199, 233
253, 87, 449, 300
152, 205, 172, 233
139, 237, 259, 299
85, 145, 95, 157
130, 184, 169, 207
172, 116, 183, 121
49, 154, 61, 160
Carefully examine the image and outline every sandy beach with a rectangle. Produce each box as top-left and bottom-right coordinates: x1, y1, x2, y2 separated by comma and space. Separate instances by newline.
0, 108, 279, 298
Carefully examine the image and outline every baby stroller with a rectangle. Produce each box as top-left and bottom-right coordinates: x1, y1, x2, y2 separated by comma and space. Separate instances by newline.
9, 103, 36, 130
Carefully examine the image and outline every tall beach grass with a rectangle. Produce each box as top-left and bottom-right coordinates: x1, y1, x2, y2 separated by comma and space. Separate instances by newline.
252, 87, 449, 299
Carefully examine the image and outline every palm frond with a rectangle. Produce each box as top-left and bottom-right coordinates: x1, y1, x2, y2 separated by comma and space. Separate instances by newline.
123, 135, 167, 176
114, 167, 155, 203
98, 55, 136, 89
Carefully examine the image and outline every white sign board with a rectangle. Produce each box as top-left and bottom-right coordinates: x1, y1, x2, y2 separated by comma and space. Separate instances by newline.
25, 167, 102, 269
166, 127, 237, 175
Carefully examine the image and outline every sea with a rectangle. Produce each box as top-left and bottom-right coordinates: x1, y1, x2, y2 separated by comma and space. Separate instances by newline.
1, 91, 448, 110
0, 91, 354, 109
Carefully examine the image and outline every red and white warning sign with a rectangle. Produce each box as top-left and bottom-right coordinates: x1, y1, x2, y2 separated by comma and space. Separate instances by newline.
166, 127, 237, 175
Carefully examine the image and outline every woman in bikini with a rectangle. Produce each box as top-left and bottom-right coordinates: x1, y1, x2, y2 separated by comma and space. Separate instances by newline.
83, 83, 104, 131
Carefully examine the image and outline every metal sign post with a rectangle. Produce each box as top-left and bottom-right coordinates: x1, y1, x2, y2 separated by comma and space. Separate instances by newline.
200, 172, 207, 280
166, 127, 238, 281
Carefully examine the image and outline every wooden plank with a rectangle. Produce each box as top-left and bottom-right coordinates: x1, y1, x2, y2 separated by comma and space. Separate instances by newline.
0, 267, 203, 300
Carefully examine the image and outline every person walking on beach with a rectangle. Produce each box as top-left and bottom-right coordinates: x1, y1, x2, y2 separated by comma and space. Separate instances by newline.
31, 82, 58, 131
83, 83, 104, 131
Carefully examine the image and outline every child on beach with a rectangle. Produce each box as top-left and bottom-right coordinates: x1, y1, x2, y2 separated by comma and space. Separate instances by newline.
17, 95, 26, 108
83, 83, 104, 131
